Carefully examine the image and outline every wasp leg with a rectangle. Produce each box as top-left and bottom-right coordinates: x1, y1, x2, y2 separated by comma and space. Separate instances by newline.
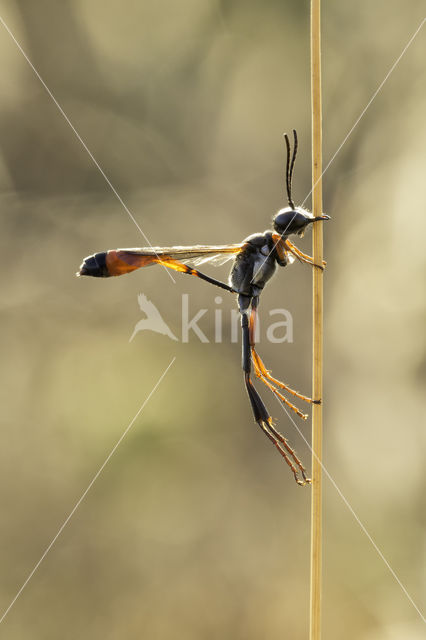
265, 420, 311, 485
284, 239, 326, 269
251, 349, 320, 407
248, 297, 317, 417
252, 363, 309, 419
239, 294, 309, 485
257, 417, 311, 486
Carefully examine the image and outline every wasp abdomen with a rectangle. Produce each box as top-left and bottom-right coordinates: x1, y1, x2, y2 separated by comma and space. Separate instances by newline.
77, 252, 109, 277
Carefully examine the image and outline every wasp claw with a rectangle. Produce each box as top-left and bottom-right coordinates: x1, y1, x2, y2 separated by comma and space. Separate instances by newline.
296, 476, 311, 487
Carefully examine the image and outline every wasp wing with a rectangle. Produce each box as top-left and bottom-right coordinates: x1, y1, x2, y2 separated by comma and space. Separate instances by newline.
123, 244, 243, 264
77, 244, 244, 277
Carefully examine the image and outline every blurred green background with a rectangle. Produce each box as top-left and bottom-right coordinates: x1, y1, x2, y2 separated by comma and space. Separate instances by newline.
0, 1, 425, 638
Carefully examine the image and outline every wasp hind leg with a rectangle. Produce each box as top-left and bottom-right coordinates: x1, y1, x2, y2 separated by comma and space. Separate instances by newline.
239, 295, 310, 486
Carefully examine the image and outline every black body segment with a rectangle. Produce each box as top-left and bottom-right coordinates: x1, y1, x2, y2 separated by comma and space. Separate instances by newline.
78, 252, 109, 277
230, 232, 281, 296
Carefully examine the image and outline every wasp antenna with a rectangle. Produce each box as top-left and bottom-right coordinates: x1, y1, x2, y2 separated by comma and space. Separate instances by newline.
288, 129, 298, 204
284, 132, 295, 209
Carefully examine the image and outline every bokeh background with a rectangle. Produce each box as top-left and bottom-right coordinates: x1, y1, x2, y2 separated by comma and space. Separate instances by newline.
0, 1, 425, 638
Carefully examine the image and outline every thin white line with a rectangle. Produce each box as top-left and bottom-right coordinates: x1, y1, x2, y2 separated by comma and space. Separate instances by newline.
0, 357, 176, 626
0, 15, 176, 283
301, 17, 426, 207
253, 18, 426, 282
274, 396, 426, 623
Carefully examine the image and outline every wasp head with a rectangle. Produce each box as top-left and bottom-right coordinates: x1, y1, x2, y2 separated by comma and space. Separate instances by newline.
273, 207, 330, 238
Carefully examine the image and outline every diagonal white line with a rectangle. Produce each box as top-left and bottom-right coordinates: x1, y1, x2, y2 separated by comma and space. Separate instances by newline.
301, 17, 425, 207
252, 18, 425, 284
0, 357, 176, 626
0, 15, 176, 283
273, 396, 426, 623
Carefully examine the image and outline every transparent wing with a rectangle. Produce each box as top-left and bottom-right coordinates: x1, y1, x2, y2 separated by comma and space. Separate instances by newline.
78, 243, 244, 278
120, 244, 244, 267
181, 253, 239, 267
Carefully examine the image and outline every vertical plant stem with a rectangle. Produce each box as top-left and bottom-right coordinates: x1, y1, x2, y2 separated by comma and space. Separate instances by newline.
310, 1, 323, 639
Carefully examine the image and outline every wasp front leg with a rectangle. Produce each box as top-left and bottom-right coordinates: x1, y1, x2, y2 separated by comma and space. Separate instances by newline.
284, 239, 326, 270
